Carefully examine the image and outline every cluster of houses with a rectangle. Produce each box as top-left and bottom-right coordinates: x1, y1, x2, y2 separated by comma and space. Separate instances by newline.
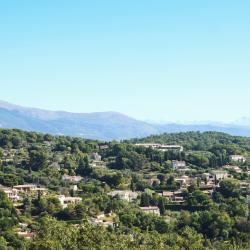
0, 144, 249, 224
107, 190, 161, 215
0, 151, 105, 210
0, 182, 84, 210
0, 148, 27, 166
104, 152, 250, 216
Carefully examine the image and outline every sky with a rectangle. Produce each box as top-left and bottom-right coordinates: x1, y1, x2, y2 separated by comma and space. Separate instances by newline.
1, 0, 250, 123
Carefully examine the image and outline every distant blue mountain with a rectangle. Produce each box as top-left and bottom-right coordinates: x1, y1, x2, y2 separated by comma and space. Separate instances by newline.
156, 123, 250, 137
0, 101, 159, 140
0, 100, 250, 140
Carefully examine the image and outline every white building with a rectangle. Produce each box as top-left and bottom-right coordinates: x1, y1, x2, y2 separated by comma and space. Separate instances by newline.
135, 143, 183, 152
58, 195, 82, 209
140, 206, 160, 216
229, 155, 246, 163
13, 184, 47, 194
0, 186, 20, 202
90, 160, 106, 168
211, 170, 228, 180
108, 190, 139, 202
62, 175, 83, 183
172, 160, 186, 170
175, 175, 192, 186
162, 191, 185, 203
89, 217, 115, 228
90, 152, 102, 161
172, 160, 190, 172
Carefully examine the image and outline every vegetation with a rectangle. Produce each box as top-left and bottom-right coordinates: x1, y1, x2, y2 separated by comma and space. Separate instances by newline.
0, 129, 249, 249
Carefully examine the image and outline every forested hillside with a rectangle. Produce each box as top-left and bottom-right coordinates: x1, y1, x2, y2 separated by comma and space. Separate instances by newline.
133, 131, 250, 150
0, 129, 249, 249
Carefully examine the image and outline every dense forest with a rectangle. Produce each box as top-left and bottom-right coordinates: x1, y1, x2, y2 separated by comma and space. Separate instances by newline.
0, 129, 249, 249
132, 131, 250, 151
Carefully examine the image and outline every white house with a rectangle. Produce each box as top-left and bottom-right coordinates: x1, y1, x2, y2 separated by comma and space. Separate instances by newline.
90, 152, 102, 161
62, 175, 83, 183
108, 190, 139, 202
0, 186, 20, 202
229, 155, 246, 163
58, 195, 82, 209
172, 160, 186, 169
175, 175, 192, 187
89, 217, 115, 228
211, 170, 228, 180
13, 184, 47, 194
140, 206, 160, 216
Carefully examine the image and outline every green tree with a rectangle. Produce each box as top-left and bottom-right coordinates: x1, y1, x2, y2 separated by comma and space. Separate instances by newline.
0, 236, 7, 250
29, 150, 48, 171
158, 198, 166, 215
217, 179, 241, 198
76, 156, 92, 177
140, 193, 150, 207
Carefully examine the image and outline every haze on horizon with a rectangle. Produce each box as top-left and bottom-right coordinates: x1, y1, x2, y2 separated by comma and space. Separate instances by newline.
1, 1, 250, 123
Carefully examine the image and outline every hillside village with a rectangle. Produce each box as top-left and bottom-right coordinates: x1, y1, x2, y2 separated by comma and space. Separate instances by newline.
0, 129, 249, 249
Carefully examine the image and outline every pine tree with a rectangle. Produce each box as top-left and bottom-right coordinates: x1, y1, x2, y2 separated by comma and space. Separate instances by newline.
159, 198, 166, 215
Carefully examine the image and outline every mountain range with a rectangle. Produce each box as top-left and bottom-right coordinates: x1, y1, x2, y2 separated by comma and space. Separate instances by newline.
0, 100, 250, 140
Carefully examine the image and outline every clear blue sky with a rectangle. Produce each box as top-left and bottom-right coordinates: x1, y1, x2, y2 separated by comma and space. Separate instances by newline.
1, 0, 250, 122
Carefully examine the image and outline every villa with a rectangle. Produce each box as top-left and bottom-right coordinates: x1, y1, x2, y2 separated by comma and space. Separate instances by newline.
108, 190, 139, 202
210, 170, 229, 180
0, 185, 20, 202
140, 206, 160, 216
58, 195, 82, 208
13, 184, 47, 194
62, 175, 83, 183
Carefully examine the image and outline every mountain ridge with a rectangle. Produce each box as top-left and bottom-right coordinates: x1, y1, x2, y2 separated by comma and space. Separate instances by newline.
0, 101, 158, 140
1, 100, 250, 140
